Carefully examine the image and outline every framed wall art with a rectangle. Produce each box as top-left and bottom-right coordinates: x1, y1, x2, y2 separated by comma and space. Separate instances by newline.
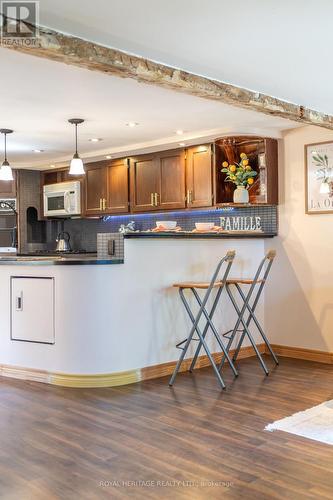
305, 141, 333, 214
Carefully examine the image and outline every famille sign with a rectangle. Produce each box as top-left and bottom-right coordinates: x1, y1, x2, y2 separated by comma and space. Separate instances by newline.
220, 216, 262, 231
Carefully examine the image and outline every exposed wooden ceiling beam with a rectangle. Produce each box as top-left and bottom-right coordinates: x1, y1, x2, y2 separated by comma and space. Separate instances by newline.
3, 19, 333, 130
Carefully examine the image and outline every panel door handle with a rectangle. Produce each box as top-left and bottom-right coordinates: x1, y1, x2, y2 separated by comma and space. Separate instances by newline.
16, 292, 23, 311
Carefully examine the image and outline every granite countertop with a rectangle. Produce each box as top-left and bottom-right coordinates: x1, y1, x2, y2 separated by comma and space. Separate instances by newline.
124, 231, 276, 239
0, 254, 124, 265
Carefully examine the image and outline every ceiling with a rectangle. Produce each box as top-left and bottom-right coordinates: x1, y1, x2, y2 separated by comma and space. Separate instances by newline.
0, 48, 298, 170
35, 0, 333, 115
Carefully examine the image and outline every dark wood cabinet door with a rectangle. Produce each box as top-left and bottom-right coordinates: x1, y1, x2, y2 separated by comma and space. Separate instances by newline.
106, 159, 129, 214
186, 145, 213, 208
0, 170, 17, 198
157, 150, 185, 210
84, 162, 107, 215
130, 155, 159, 212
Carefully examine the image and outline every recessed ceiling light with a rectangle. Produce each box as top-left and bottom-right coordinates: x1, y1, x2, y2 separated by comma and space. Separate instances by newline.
33, 149, 44, 153
89, 138, 102, 142
126, 122, 139, 127
50, 164, 55, 168
179, 142, 186, 147
106, 155, 112, 159
176, 130, 184, 135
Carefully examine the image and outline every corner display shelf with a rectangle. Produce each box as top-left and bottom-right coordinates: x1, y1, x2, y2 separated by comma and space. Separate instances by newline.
214, 136, 278, 205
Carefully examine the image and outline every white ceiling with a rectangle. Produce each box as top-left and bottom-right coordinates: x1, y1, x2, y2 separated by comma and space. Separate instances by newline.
0, 48, 298, 170
36, 0, 333, 115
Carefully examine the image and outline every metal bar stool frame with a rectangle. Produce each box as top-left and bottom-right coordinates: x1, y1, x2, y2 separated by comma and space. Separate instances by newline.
218, 249, 279, 375
169, 250, 238, 390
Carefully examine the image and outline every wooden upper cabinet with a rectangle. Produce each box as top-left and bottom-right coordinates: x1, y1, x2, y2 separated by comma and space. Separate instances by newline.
130, 155, 160, 212
130, 149, 186, 212
157, 150, 186, 210
0, 169, 17, 198
186, 145, 213, 208
106, 159, 129, 214
84, 162, 107, 215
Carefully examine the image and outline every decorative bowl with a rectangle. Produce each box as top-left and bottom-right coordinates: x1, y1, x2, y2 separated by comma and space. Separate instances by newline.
156, 221, 177, 229
195, 222, 215, 231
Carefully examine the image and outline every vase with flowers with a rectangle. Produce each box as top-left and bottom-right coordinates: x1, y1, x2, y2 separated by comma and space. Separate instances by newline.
221, 153, 257, 203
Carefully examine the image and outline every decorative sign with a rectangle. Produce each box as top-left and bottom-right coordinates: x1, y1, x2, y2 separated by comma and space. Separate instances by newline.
220, 216, 261, 231
305, 141, 333, 214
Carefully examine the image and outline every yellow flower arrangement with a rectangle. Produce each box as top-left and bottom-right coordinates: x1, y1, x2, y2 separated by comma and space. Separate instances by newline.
221, 153, 257, 188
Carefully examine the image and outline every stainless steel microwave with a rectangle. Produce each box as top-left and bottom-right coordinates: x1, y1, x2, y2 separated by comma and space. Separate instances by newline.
43, 181, 81, 217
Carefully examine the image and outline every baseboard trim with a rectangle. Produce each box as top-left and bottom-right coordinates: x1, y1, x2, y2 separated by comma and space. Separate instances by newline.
0, 343, 265, 388
2, 343, 331, 388
268, 344, 333, 364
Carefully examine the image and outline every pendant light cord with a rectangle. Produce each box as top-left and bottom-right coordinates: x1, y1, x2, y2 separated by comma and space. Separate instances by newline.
75, 123, 78, 155
4, 132, 7, 162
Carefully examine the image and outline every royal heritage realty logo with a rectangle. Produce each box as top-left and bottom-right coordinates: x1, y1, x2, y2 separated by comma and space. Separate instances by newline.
0, 1, 39, 46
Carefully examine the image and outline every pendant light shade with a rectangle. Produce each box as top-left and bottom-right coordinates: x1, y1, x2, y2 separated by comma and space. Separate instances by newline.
68, 118, 85, 175
0, 129, 14, 181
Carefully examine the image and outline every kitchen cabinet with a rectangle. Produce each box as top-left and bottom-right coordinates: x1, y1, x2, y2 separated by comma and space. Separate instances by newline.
106, 159, 129, 214
130, 154, 159, 212
157, 150, 186, 210
0, 169, 17, 198
84, 159, 130, 216
11, 276, 55, 344
130, 149, 185, 212
186, 145, 213, 208
84, 162, 107, 215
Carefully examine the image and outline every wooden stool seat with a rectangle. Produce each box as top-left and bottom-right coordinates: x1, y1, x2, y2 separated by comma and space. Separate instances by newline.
226, 278, 265, 285
173, 281, 224, 289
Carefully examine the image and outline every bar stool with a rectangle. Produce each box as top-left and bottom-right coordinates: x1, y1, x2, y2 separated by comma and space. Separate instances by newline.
169, 250, 238, 390
219, 249, 279, 375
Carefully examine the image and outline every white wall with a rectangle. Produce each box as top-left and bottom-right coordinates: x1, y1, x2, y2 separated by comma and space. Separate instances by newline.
265, 125, 333, 351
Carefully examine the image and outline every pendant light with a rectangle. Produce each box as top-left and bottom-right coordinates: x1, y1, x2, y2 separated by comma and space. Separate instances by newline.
68, 118, 85, 175
0, 129, 14, 181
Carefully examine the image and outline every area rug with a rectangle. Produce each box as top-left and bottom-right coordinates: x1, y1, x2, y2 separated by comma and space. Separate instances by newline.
265, 399, 333, 446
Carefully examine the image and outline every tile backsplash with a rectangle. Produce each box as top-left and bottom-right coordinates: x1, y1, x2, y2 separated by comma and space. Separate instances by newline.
62, 205, 277, 252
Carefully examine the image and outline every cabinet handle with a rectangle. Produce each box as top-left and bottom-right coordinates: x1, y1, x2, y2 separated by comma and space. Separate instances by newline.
16, 292, 23, 311
99, 198, 103, 211
187, 190, 192, 204
154, 193, 159, 206
103, 198, 106, 211
150, 193, 154, 206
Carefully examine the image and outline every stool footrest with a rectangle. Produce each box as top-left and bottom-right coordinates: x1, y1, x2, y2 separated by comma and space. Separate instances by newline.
176, 337, 199, 350
222, 329, 243, 339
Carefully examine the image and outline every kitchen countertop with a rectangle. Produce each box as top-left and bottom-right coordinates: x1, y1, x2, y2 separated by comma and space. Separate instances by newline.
0, 254, 124, 265
124, 231, 276, 239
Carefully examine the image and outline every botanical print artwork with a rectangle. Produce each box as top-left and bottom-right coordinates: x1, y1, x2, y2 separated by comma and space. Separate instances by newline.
306, 141, 333, 213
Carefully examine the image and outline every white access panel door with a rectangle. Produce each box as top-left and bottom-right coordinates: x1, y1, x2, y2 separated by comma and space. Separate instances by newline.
11, 277, 55, 344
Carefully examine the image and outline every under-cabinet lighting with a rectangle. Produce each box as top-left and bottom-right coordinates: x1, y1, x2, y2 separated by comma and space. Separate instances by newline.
126, 122, 139, 127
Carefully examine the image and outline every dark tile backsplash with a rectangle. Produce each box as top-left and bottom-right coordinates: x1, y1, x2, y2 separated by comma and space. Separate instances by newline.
61, 205, 277, 252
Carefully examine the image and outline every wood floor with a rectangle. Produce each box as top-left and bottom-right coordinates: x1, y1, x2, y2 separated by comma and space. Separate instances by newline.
0, 356, 333, 499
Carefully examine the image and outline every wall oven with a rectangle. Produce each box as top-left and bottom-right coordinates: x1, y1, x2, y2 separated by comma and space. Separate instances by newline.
0, 199, 17, 253
43, 181, 81, 217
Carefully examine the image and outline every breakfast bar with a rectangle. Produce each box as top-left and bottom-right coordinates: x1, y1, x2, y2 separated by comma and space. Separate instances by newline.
0, 235, 267, 386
